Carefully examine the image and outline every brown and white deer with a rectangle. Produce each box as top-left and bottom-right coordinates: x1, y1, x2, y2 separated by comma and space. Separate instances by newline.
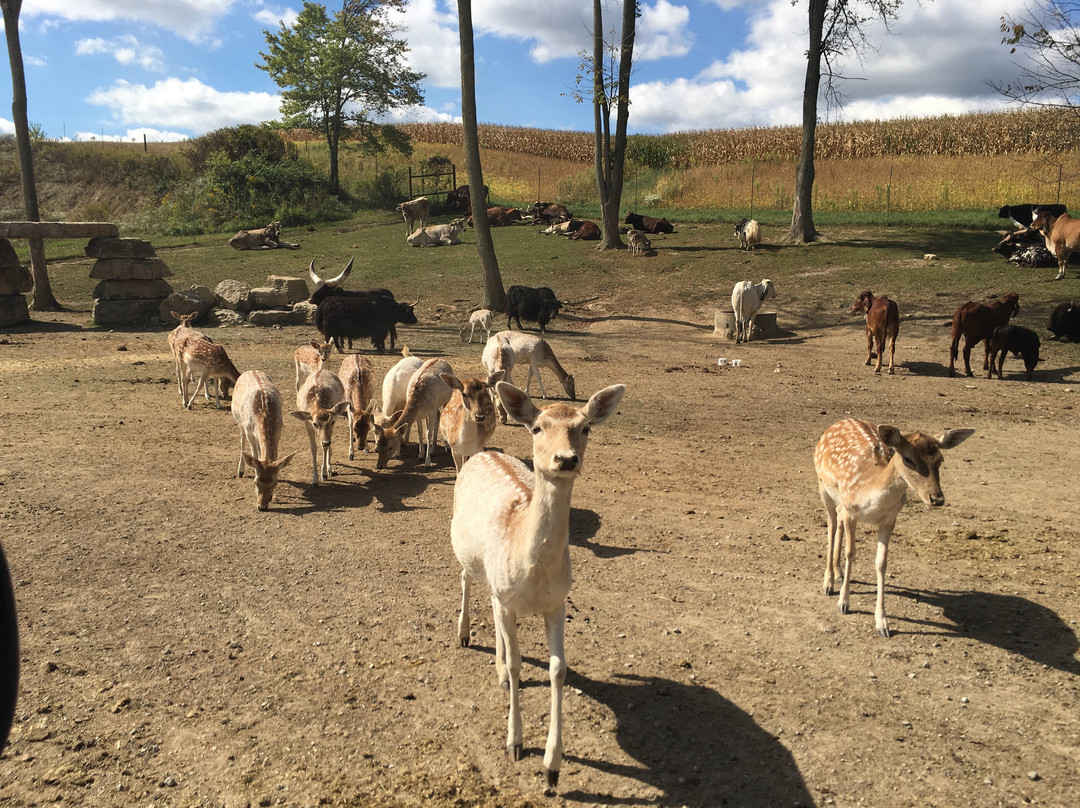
375, 349, 424, 456
451, 381, 625, 793
178, 338, 241, 409
495, 330, 576, 401
338, 353, 376, 459
459, 308, 494, 343
290, 368, 349, 486
437, 370, 504, 472
294, 340, 333, 391
372, 358, 455, 469
168, 311, 209, 397
814, 418, 974, 638
231, 371, 296, 510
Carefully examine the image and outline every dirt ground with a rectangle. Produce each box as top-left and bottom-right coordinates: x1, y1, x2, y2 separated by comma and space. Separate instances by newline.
0, 298, 1078, 808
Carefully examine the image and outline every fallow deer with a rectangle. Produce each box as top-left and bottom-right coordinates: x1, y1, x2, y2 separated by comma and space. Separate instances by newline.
481, 334, 516, 424
338, 353, 377, 459
814, 418, 974, 638
231, 371, 296, 510
372, 358, 455, 469
627, 229, 651, 256
168, 311, 208, 398
375, 349, 423, 455
451, 381, 625, 793
493, 330, 576, 401
290, 368, 349, 486
179, 338, 240, 410
437, 370, 504, 472
459, 309, 494, 343
294, 340, 333, 392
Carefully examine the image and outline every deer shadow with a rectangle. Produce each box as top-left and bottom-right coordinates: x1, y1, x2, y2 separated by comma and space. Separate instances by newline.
569, 508, 642, 559
560, 670, 813, 807
891, 586, 1080, 675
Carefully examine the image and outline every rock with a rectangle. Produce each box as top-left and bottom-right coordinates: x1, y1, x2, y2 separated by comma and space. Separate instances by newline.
93, 279, 173, 301
0, 294, 30, 326
247, 308, 307, 327
85, 237, 157, 260
93, 297, 167, 325
159, 286, 215, 322
203, 308, 246, 328
89, 257, 172, 281
266, 275, 310, 304
214, 279, 253, 312
0, 238, 20, 268
249, 287, 290, 309
292, 300, 318, 325
0, 264, 33, 295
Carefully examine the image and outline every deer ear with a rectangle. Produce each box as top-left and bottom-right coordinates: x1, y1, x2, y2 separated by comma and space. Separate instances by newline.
290, 410, 312, 422
440, 373, 464, 391
877, 425, 903, 446
583, 384, 625, 425
497, 382, 540, 427
937, 428, 975, 449
486, 370, 506, 386
242, 452, 259, 469
274, 452, 297, 469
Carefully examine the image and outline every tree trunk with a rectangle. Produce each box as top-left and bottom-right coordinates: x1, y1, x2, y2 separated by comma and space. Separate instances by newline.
594, 0, 635, 251
2, 0, 59, 311
785, 0, 825, 245
457, 0, 505, 312
327, 118, 341, 197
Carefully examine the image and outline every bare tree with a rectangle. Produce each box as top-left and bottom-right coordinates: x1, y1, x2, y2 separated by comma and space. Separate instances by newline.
997, 1, 1080, 115
785, 0, 903, 244
1, 0, 58, 310
457, 0, 505, 311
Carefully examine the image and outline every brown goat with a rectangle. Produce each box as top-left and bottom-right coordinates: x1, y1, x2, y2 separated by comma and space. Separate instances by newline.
851, 291, 900, 374
948, 293, 1020, 377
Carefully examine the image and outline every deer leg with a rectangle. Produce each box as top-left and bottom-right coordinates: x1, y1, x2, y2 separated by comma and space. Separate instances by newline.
837, 513, 856, 615
542, 607, 567, 793
303, 422, 320, 486
457, 569, 471, 647
874, 520, 896, 638
493, 600, 523, 761
185, 369, 211, 409
237, 431, 248, 478
534, 362, 547, 399
821, 493, 839, 596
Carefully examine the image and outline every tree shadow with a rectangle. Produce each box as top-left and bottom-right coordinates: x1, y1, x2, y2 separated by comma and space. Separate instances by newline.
560, 313, 712, 330
561, 671, 814, 807
891, 586, 1080, 675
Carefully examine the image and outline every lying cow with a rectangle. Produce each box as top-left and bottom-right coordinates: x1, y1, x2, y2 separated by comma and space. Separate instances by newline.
541, 219, 584, 236
989, 324, 1041, 381
991, 228, 1057, 268
624, 211, 674, 234
568, 220, 601, 240
530, 202, 572, 225
397, 197, 430, 234
228, 221, 298, 250
1048, 301, 1080, 342
468, 206, 523, 227
407, 218, 467, 247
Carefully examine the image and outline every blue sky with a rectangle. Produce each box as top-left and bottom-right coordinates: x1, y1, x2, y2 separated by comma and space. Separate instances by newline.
0, 0, 1028, 143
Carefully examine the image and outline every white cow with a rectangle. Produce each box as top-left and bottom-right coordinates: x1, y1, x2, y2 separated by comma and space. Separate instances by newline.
731, 278, 777, 344
407, 218, 466, 247
396, 197, 430, 234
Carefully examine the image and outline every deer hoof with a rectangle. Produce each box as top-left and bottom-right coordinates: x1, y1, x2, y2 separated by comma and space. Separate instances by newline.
837, 602, 849, 615
545, 768, 560, 792
459, 636, 470, 648
510, 743, 524, 762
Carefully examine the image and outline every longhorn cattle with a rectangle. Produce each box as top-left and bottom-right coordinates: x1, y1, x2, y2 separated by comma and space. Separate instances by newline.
309, 260, 418, 354
998, 203, 1067, 229
624, 211, 674, 234
228, 221, 298, 250
948, 293, 1021, 377
309, 260, 411, 351
506, 285, 562, 333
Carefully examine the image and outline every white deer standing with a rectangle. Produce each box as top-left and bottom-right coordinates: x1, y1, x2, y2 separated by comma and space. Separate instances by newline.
451, 381, 626, 792
814, 418, 974, 638
290, 368, 349, 486
231, 371, 296, 510
373, 358, 455, 469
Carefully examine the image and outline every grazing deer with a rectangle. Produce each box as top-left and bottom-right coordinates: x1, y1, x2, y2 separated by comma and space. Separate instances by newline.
494, 330, 576, 401
294, 340, 333, 391
451, 381, 625, 793
814, 418, 974, 638
437, 370, 504, 472
372, 358, 455, 469
460, 309, 494, 343
290, 368, 349, 486
375, 349, 424, 455
338, 353, 377, 458
231, 371, 296, 510
179, 338, 240, 409
627, 229, 651, 256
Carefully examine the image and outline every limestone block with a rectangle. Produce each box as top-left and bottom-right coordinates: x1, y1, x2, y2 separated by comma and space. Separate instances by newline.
266, 275, 310, 304
0, 264, 33, 295
214, 279, 253, 312
714, 310, 778, 340
204, 308, 246, 328
93, 279, 173, 301
292, 300, 318, 325
85, 237, 157, 259
0, 294, 29, 327
0, 239, 20, 269
89, 257, 172, 280
93, 297, 167, 325
159, 285, 215, 323
246, 308, 306, 327
249, 287, 289, 309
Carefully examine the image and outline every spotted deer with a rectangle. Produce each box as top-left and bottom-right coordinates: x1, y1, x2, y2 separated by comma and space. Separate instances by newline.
460, 309, 494, 343
814, 418, 975, 638
168, 311, 209, 398
338, 353, 376, 459
481, 333, 517, 424
494, 331, 576, 402
294, 340, 333, 392
375, 349, 424, 456
627, 229, 651, 256
372, 358, 455, 469
451, 382, 625, 793
179, 338, 241, 409
437, 370, 504, 472
231, 371, 296, 510
290, 368, 349, 486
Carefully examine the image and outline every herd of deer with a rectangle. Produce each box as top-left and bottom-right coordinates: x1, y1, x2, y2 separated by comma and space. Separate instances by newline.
166, 302, 978, 792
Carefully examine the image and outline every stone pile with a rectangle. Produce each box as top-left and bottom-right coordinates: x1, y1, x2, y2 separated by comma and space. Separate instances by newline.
89, 237, 173, 325
164, 275, 315, 327
0, 238, 32, 327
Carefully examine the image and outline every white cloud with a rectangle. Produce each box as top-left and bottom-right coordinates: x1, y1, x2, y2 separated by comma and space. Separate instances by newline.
0, 118, 14, 135
388, 0, 461, 89
23, 54, 47, 68
254, 4, 298, 29
636, 1, 693, 63
76, 35, 166, 72
23, 0, 235, 42
87, 77, 281, 134
381, 103, 461, 125
70, 126, 191, 143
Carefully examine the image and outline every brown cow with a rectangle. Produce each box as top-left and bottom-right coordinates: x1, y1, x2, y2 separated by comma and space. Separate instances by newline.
568, 220, 601, 240
851, 290, 900, 374
948, 293, 1020, 377
1030, 209, 1080, 280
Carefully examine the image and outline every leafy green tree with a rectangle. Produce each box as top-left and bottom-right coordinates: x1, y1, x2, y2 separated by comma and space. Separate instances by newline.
258, 0, 425, 196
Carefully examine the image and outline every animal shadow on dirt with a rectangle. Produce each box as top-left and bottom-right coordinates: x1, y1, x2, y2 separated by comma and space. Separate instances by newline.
570, 508, 641, 559
561, 671, 814, 807
892, 586, 1080, 675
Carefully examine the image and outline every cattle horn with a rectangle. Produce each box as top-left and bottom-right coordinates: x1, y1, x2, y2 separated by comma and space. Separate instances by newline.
308, 258, 353, 287
308, 259, 322, 285
412, 296, 420, 307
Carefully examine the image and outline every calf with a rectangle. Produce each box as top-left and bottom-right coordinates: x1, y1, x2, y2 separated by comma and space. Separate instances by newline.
624, 211, 674, 234
506, 285, 562, 333
851, 290, 900, 374
989, 324, 1041, 381
568, 220, 601, 240
948, 293, 1021, 377
1048, 301, 1080, 342
396, 197, 430, 234
407, 218, 467, 247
